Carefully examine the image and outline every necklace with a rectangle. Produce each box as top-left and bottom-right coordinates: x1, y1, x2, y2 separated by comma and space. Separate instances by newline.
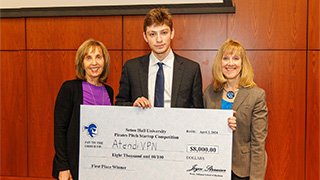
223, 88, 239, 99
87, 82, 104, 105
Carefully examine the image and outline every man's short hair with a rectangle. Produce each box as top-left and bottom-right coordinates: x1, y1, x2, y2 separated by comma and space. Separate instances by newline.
144, 8, 173, 32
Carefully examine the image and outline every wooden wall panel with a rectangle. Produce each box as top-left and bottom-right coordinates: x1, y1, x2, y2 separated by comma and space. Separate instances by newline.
0, 18, 25, 50
26, 16, 122, 50
228, 0, 307, 49
0, 176, 53, 180
122, 50, 150, 64
123, 14, 227, 50
308, 0, 320, 49
123, 16, 150, 50
175, 51, 216, 89
27, 51, 76, 177
104, 51, 122, 102
306, 51, 320, 180
172, 14, 227, 49
1, 51, 27, 176
247, 51, 306, 180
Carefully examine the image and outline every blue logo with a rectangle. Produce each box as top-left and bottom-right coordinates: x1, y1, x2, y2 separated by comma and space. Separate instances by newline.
83, 123, 98, 138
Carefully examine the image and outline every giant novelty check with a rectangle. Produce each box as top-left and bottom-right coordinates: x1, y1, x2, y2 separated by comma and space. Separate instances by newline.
79, 106, 233, 180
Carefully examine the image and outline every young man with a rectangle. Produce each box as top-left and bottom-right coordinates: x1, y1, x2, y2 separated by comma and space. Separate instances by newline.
115, 8, 203, 108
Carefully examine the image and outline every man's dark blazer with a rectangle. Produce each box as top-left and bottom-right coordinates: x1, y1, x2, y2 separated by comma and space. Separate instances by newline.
115, 53, 203, 108
52, 80, 114, 180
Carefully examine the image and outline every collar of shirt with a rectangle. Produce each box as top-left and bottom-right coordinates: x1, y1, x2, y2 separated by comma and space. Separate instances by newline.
150, 49, 174, 68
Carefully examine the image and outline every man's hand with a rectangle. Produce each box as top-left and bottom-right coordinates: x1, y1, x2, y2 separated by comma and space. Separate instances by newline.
133, 97, 152, 109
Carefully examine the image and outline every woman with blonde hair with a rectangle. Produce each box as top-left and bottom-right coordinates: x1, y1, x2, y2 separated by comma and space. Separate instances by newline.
52, 39, 114, 180
204, 39, 268, 180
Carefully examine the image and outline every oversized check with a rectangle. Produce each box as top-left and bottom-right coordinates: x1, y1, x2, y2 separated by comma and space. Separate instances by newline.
79, 106, 233, 180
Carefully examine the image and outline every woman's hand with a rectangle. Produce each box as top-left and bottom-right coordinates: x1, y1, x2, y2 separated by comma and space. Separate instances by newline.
59, 170, 73, 180
228, 111, 237, 131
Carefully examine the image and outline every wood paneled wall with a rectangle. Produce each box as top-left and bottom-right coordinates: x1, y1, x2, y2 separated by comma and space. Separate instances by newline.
1, 18, 28, 177
1, 0, 319, 179
306, 0, 320, 179
306, 51, 320, 180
